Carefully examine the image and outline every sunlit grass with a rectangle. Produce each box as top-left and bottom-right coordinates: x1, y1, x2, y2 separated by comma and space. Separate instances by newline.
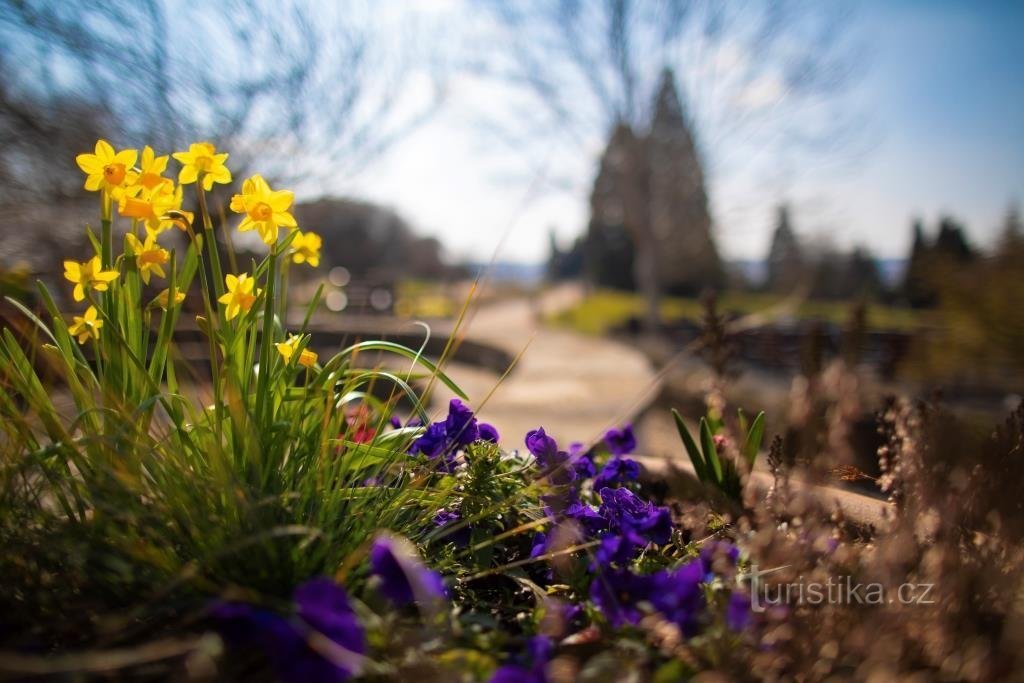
549, 288, 923, 335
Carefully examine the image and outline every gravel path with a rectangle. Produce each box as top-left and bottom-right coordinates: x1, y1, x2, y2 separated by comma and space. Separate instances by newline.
433, 286, 661, 450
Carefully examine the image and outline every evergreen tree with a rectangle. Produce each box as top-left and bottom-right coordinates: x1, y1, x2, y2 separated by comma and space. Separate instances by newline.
765, 204, 804, 293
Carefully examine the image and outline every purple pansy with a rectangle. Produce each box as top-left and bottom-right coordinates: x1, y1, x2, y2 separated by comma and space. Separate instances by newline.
603, 424, 637, 456
408, 400, 492, 470
489, 636, 552, 683
478, 422, 500, 443
699, 540, 740, 579
211, 577, 365, 683
433, 509, 471, 547
568, 442, 597, 478
564, 501, 608, 536
408, 421, 448, 458
530, 531, 549, 558
589, 569, 655, 627
726, 590, 751, 631
445, 398, 480, 447
598, 487, 672, 546
649, 560, 705, 636
592, 456, 641, 490
370, 535, 447, 606
525, 427, 576, 484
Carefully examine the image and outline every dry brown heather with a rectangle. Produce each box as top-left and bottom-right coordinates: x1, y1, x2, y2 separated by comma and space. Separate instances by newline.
672, 354, 1024, 681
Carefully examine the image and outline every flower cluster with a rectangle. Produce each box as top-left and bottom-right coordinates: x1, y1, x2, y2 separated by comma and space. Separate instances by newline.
408, 398, 499, 471
66, 139, 324, 343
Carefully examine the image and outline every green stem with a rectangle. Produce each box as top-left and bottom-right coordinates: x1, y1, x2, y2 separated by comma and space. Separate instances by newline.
255, 246, 278, 434
196, 185, 225, 300
188, 218, 224, 452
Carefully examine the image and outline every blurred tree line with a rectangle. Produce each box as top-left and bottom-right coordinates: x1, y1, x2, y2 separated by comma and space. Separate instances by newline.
907, 206, 1024, 386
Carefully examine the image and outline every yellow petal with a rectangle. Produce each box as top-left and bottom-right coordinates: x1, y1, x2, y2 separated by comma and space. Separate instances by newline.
274, 211, 298, 228
268, 190, 294, 212
208, 166, 231, 185
115, 149, 138, 168
95, 139, 115, 160
178, 165, 198, 184
76, 154, 103, 174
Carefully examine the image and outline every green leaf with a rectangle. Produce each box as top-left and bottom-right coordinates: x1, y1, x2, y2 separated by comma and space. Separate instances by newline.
672, 408, 706, 482
742, 411, 765, 467
699, 417, 722, 482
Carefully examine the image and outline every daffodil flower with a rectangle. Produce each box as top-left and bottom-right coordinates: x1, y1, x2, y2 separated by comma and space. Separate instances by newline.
135, 145, 173, 195
275, 334, 318, 368
125, 233, 169, 284
68, 306, 103, 344
173, 142, 232, 191
63, 256, 119, 302
230, 174, 298, 246
119, 185, 189, 235
154, 288, 185, 310
75, 140, 139, 198
291, 230, 322, 267
217, 273, 261, 321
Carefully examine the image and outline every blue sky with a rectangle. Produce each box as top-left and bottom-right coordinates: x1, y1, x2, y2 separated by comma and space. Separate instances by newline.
343, 0, 1024, 264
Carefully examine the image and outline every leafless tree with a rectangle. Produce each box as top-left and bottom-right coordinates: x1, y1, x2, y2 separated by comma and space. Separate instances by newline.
0, 0, 443, 201
475, 0, 864, 327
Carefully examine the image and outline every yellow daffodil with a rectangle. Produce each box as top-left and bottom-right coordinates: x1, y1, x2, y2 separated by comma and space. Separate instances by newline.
154, 288, 185, 310
291, 230, 322, 267
125, 233, 169, 284
68, 306, 103, 344
217, 273, 261, 321
136, 145, 173, 194
230, 174, 298, 246
275, 334, 318, 368
75, 139, 138, 198
173, 142, 232, 191
119, 184, 189, 235
63, 256, 119, 302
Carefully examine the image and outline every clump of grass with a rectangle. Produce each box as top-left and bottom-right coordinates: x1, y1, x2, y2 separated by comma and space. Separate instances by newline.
0, 140, 464, 649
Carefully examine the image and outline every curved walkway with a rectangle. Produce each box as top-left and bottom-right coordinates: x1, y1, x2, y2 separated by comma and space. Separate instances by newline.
434, 286, 661, 450
435, 285, 889, 528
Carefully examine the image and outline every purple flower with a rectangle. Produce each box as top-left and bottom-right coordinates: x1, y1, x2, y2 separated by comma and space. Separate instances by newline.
489, 636, 552, 683
211, 577, 365, 683
649, 560, 705, 636
408, 400, 492, 468
603, 424, 636, 456
589, 569, 654, 627
592, 457, 641, 490
525, 428, 576, 484
293, 579, 366, 669
525, 427, 559, 463
370, 535, 447, 606
568, 442, 596, 478
594, 532, 646, 566
598, 487, 672, 546
726, 591, 751, 631
490, 666, 546, 683
445, 398, 480, 447
563, 501, 608, 536
433, 509, 471, 547
699, 540, 740, 579
478, 422, 500, 443
530, 531, 549, 558
409, 422, 447, 458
